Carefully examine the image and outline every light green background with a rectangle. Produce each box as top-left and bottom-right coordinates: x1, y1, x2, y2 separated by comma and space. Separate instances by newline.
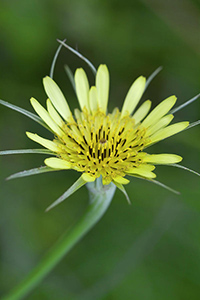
0, 0, 200, 299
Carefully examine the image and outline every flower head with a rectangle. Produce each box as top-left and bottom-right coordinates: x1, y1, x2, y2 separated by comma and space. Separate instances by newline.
27, 65, 189, 187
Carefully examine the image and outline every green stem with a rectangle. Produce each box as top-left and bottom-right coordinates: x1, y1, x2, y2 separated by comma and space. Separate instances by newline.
3, 182, 116, 300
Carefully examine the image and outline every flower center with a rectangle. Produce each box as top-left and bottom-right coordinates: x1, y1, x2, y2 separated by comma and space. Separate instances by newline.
99, 138, 107, 145
56, 108, 149, 184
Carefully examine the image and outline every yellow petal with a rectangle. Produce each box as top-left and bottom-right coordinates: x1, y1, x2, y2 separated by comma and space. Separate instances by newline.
26, 132, 59, 152
43, 76, 72, 122
127, 164, 156, 178
147, 121, 189, 145
113, 176, 130, 185
30, 98, 63, 136
132, 100, 152, 125
145, 114, 174, 136
45, 157, 71, 169
96, 65, 110, 113
89, 86, 98, 112
121, 76, 146, 117
142, 95, 177, 128
46, 99, 64, 128
82, 173, 96, 182
74, 68, 90, 111
143, 154, 182, 164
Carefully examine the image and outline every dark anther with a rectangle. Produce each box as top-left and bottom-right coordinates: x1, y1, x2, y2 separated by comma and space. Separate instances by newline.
121, 139, 126, 147
83, 136, 88, 145
119, 128, 125, 135
103, 148, 107, 159
99, 138, 107, 144
70, 137, 78, 144
98, 126, 103, 138
89, 147, 93, 156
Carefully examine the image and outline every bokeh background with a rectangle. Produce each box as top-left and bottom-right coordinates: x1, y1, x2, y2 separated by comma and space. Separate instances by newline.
0, 0, 200, 299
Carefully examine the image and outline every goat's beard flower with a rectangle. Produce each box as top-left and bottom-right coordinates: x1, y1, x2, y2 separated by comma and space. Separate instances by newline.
27, 65, 189, 186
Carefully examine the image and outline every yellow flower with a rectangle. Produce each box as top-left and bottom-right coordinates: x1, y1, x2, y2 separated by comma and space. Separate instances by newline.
26, 65, 189, 187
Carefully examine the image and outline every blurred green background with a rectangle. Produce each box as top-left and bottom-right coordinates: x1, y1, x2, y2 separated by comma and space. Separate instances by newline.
0, 0, 200, 299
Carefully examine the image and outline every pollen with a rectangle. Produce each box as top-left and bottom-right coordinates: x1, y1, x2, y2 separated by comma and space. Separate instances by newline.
56, 108, 148, 185
26, 64, 189, 187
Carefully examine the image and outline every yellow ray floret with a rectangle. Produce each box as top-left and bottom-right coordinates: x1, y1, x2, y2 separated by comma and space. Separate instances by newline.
30, 98, 63, 136
27, 64, 189, 186
96, 65, 109, 113
74, 68, 90, 111
132, 100, 152, 125
46, 99, 65, 128
145, 114, 174, 137
45, 157, 71, 169
127, 164, 156, 178
26, 132, 60, 152
121, 76, 146, 117
143, 154, 182, 164
142, 96, 177, 128
43, 76, 72, 122
89, 86, 98, 112
147, 122, 189, 145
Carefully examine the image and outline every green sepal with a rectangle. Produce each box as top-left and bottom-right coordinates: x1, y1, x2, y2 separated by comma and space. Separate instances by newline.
170, 93, 200, 114
113, 181, 131, 204
57, 39, 97, 75
46, 175, 87, 211
134, 175, 180, 195
64, 65, 76, 93
186, 120, 200, 130
145, 66, 163, 92
145, 178, 180, 195
6, 166, 57, 181
170, 164, 200, 176
0, 149, 54, 155
50, 39, 66, 79
0, 99, 49, 130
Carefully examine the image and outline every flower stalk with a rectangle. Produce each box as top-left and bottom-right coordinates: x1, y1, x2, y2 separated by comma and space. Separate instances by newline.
2, 179, 116, 300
